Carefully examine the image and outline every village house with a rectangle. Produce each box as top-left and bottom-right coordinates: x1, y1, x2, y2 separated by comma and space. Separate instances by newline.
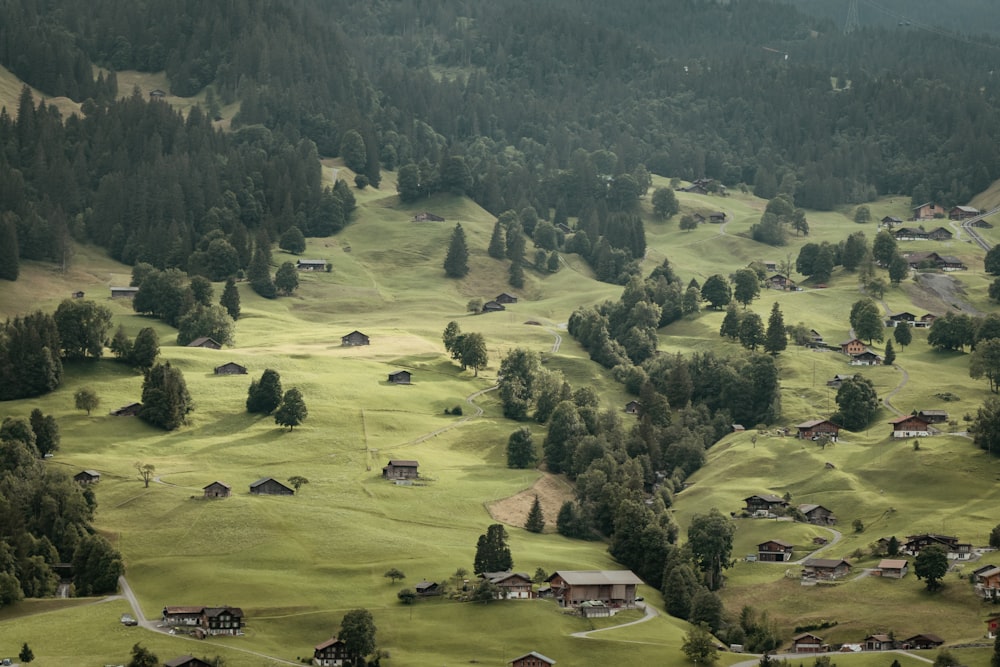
798, 504, 836, 526
902, 634, 944, 650
790, 633, 826, 654
905, 251, 966, 271
974, 565, 1000, 599
74, 470, 101, 484
950, 205, 980, 220
887, 312, 917, 327
893, 227, 929, 241
764, 260, 778, 272
110, 286, 140, 298
767, 274, 795, 290
162, 606, 205, 626
382, 459, 419, 480
889, 415, 931, 438
203, 481, 231, 499
481, 300, 506, 313
149, 89, 166, 99
510, 651, 556, 667
296, 259, 328, 271
875, 559, 909, 579
880, 216, 902, 227
709, 211, 727, 223
902, 533, 971, 559
214, 362, 247, 375
732, 424, 745, 433
312, 637, 348, 666
744, 493, 789, 514
110, 402, 142, 417
802, 558, 851, 580
413, 212, 445, 222
341, 330, 370, 346
199, 606, 244, 636
545, 570, 643, 608
917, 409, 948, 423
495, 292, 518, 304
624, 400, 641, 415
757, 539, 794, 562
249, 477, 294, 496
850, 350, 882, 366
826, 374, 853, 388
415, 581, 440, 596
863, 634, 895, 651
481, 571, 534, 599
928, 227, 953, 241
912, 202, 947, 220
187, 336, 222, 349
987, 615, 1000, 638
388, 370, 412, 384
71, 290, 85, 299
692, 213, 707, 224
916, 313, 937, 327
795, 419, 840, 442
839, 338, 866, 356
164, 657, 213, 667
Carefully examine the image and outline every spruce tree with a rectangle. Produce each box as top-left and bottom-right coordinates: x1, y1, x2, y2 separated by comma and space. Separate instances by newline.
488, 220, 506, 259
508, 260, 524, 289
473, 524, 513, 573
884, 339, 896, 365
220, 277, 241, 320
444, 223, 469, 278
138, 363, 192, 431
764, 302, 787, 355
525, 495, 545, 533
247, 369, 283, 414
248, 246, 276, 299
0, 215, 19, 281
19, 642, 33, 663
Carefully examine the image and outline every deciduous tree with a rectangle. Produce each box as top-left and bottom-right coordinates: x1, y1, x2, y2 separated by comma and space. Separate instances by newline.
682, 622, 719, 664
972, 396, 1000, 457
700, 274, 731, 309
893, 322, 912, 349
738, 312, 765, 351
914, 544, 948, 591
850, 298, 884, 344
247, 369, 283, 414
833, 375, 879, 431
652, 187, 679, 219
506, 427, 536, 468
732, 269, 760, 307
139, 363, 192, 431
383, 568, 406, 583
279, 226, 306, 254
274, 387, 308, 430
274, 261, 299, 295
970, 338, 1000, 392
75, 387, 100, 415
135, 462, 155, 488
688, 508, 735, 591
339, 609, 377, 665
54, 299, 113, 359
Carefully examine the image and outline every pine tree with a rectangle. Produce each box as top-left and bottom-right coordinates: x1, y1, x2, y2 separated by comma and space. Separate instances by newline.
247, 369, 283, 414
0, 215, 19, 281
274, 387, 308, 430
444, 223, 469, 278
508, 260, 524, 289
525, 495, 545, 533
473, 524, 513, 573
764, 302, 787, 355
139, 363, 192, 431
19, 642, 33, 663
884, 339, 896, 365
248, 245, 276, 299
220, 277, 241, 320
488, 220, 506, 259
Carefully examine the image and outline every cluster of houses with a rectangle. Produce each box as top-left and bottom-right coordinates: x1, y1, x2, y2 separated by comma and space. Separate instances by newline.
795, 407, 947, 441
73, 476, 301, 497
790, 631, 945, 654
909, 202, 988, 222
743, 494, 837, 526
838, 337, 882, 366
891, 226, 953, 241
885, 311, 937, 328
161, 605, 245, 638
481, 292, 518, 313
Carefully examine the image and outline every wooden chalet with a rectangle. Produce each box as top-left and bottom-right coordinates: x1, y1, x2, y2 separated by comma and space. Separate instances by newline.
481, 571, 534, 599
71, 290, 85, 298
481, 300, 506, 313
888, 415, 931, 438
887, 312, 917, 326
732, 424, 745, 432
692, 212, 706, 223
413, 212, 445, 222
555, 222, 572, 234
902, 634, 944, 650
149, 89, 167, 99
928, 226, 953, 241
495, 292, 519, 304
916, 313, 937, 327
313, 637, 348, 666
414, 581, 440, 596
341, 330, 370, 346
110, 402, 142, 416
296, 259, 328, 271
987, 615, 1000, 638
164, 657, 213, 667
880, 216, 902, 227
382, 459, 419, 480
795, 419, 840, 441
912, 202, 946, 220
743, 494, 789, 514
249, 477, 294, 496
545, 570, 643, 608
791, 632, 825, 654
798, 504, 836, 526
917, 409, 948, 423
767, 274, 794, 290
74, 470, 101, 484
709, 211, 727, 223
187, 336, 222, 349
902, 533, 972, 559
950, 205, 980, 220
893, 227, 929, 241
839, 338, 866, 355
162, 606, 205, 626
214, 361, 247, 375
850, 350, 882, 366
863, 634, 895, 651
110, 286, 139, 298
802, 558, 851, 580
624, 400, 641, 415
826, 374, 853, 388
757, 539, 794, 562
875, 559, 909, 579
807, 329, 825, 346
388, 370, 412, 384
203, 481, 231, 499
974, 565, 1000, 599
511, 651, 556, 667
199, 606, 244, 636
905, 251, 966, 271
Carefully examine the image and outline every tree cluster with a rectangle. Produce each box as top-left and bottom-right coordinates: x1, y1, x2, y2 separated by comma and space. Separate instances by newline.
139, 362, 193, 431
473, 524, 513, 574
442, 322, 489, 376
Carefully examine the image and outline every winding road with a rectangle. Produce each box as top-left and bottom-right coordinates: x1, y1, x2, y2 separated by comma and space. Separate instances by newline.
569, 602, 659, 639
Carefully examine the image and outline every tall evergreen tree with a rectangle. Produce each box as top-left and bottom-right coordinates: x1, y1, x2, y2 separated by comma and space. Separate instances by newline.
508, 260, 525, 288
29, 408, 59, 457
764, 302, 787, 355
220, 277, 241, 320
139, 363, 192, 431
488, 220, 506, 259
248, 246, 276, 299
247, 369, 284, 414
719, 303, 742, 340
473, 524, 513, 573
444, 223, 469, 278
884, 339, 896, 366
525, 495, 545, 533
0, 215, 19, 281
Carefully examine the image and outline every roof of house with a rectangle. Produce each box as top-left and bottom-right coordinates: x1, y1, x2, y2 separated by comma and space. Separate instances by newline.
798, 504, 831, 515
953, 205, 979, 213
414, 581, 437, 591
878, 559, 908, 569
547, 570, 643, 586
839, 338, 864, 346
889, 312, 916, 319
905, 533, 958, 542
389, 369, 411, 376
918, 409, 948, 416
889, 415, 929, 425
78, 469, 101, 477
164, 606, 206, 615
343, 330, 367, 337
511, 652, 556, 665
482, 571, 532, 584
792, 632, 824, 642
912, 202, 937, 210
803, 558, 851, 569
203, 606, 243, 618
203, 481, 231, 489
882, 216, 902, 222
759, 539, 793, 548
164, 657, 210, 667
497, 292, 517, 299
249, 477, 291, 490
187, 336, 221, 347
865, 634, 893, 642
905, 633, 944, 643
746, 493, 786, 503
314, 637, 344, 650
796, 419, 837, 429
297, 258, 327, 265
976, 566, 1000, 578
386, 459, 418, 467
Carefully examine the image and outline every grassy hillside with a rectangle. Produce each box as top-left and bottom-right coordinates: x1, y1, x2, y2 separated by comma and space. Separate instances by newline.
2, 174, 1000, 665
0, 63, 80, 119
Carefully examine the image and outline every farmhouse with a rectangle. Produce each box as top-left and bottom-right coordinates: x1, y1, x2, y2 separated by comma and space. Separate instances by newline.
71, 290, 85, 298
893, 227, 929, 241
382, 459, 419, 480
902, 634, 944, 650
511, 651, 556, 667
826, 374, 852, 388
545, 570, 643, 608
875, 559, 909, 578
110, 286, 139, 298
757, 539, 794, 562
917, 409, 948, 423
149, 89, 166, 98
203, 481, 231, 499
296, 259, 328, 271
341, 330, 370, 346
850, 350, 882, 366
744, 494, 788, 514
880, 216, 902, 226
388, 370, 412, 384
916, 313, 937, 327
790, 632, 825, 653
414, 581, 440, 596
795, 419, 840, 441
950, 205, 980, 220
709, 211, 727, 223
313, 637, 348, 666
624, 400, 641, 415
973, 565, 1000, 599
249, 477, 294, 496
162, 606, 204, 626
480, 571, 533, 599
839, 338, 866, 356
888, 415, 930, 438
863, 634, 895, 651
187, 336, 222, 349
902, 533, 970, 559
912, 202, 946, 220
802, 558, 851, 580
200, 606, 244, 636
481, 300, 506, 313
164, 657, 213, 667
413, 212, 445, 221
987, 615, 1000, 638
798, 504, 836, 526
928, 226, 953, 241
887, 312, 917, 326
214, 362, 247, 375
74, 470, 100, 484
110, 402, 142, 416
767, 274, 795, 290
495, 292, 518, 304
905, 251, 966, 271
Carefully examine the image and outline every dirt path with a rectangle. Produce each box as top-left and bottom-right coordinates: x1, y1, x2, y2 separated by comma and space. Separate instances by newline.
569, 601, 659, 639
882, 365, 909, 416
396, 385, 497, 448
789, 527, 843, 564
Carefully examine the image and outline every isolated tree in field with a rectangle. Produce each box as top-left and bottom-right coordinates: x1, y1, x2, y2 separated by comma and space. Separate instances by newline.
279, 225, 306, 254
679, 214, 698, 231
850, 298, 884, 343
397, 588, 417, 604
467, 297, 484, 313
443, 321, 462, 354
893, 322, 912, 349
383, 568, 405, 583
688, 508, 735, 591
914, 544, 949, 591
75, 387, 100, 415
127, 643, 157, 667
474, 524, 513, 574
444, 223, 469, 278
288, 476, 309, 492
135, 462, 155, 488
682, 622, 718, 664
525, 495, 545, 533
719, 303, 742, 340
834, 375, 879, 431
883, 339, 896, 366
274, 261, 299, 295
339, 608, 377, 664
970, 338, 1000, 392
732, 269, 760, 307
700, 274, 731, 309
220, 277, 240, 320
738, 312, 765, 351
488, 220, 506, 259
274, 387, 308, 430
506, 427, 537, 468
30, 408, 60, 457
972, 396, 1000, 457
888, 253, 909, 285
854, 205, 871, 224
764, 302, 787, 355
247, 369, 283, 414
18, 642, 33, 662
139, 363, 192, 431
652, 187, 679, 219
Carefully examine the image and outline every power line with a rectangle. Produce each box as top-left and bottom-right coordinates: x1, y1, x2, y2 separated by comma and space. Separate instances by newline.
844, 0, 860, 35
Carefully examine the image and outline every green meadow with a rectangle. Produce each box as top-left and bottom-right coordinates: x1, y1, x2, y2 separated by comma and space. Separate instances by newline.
2, 169, 1000, 666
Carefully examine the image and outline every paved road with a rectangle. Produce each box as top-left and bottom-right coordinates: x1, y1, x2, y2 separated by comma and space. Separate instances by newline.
729, 649, 933, 667
569, 602, 659, 639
